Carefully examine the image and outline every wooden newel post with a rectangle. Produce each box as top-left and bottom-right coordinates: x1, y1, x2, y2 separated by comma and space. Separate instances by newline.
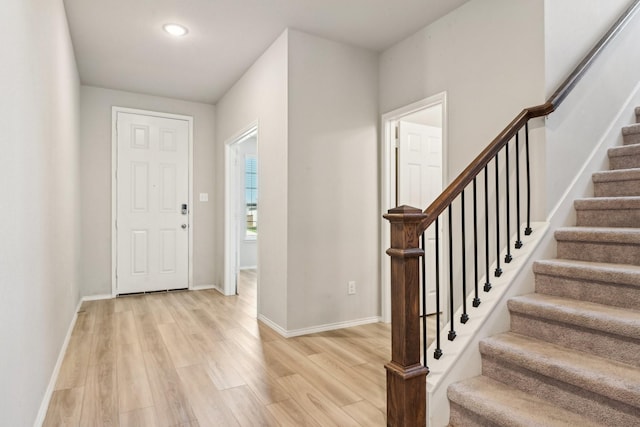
384, 205, 429, 427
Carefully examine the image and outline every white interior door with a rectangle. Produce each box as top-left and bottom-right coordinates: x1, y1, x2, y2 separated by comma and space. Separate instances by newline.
116, 112, 190, 294
398, 121, 443, 314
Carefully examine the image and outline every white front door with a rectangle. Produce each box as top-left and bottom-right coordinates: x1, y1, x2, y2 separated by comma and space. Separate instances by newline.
116, 112, 190, 294
398, 120, 443, 314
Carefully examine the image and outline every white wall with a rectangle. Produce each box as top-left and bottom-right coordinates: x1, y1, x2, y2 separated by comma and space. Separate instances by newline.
543, 0, 635, 214
79, 86, 216, 295
287, 30, 379, 331
0, 0, 80, 424
544, 0, 631, 96
380, 0, 546, 183
237, 137, 258, 269
215, 31, 289, 328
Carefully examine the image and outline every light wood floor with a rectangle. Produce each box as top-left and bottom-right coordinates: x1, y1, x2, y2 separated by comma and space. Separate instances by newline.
44, 271, 435, 426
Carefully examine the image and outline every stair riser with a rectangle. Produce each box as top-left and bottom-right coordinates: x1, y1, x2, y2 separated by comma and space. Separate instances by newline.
557, 240, 640, 265
623, 132, 640, 146
448, 403, 489, 427
510, 312, 640, 367
594, 180, 640, 197
482, 356, 639, 427
609, 154, 640, 170
535, 274, 640, 309
576, 209, 640, 228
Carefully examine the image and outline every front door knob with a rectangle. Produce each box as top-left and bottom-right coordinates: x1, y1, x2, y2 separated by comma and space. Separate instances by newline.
181, 224, 187, 229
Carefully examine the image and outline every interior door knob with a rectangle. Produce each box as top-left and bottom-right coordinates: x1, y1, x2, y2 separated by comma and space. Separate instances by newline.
181, 224, 187, 229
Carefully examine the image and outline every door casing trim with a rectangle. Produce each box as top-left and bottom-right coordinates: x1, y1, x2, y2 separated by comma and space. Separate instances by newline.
380, 92, 448, 323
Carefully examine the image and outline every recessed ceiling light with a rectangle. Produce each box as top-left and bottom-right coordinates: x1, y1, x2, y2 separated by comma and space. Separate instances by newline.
163, 23, 188, 37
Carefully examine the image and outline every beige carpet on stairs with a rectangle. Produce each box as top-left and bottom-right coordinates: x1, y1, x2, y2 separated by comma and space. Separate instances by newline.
447, 108, 640, 427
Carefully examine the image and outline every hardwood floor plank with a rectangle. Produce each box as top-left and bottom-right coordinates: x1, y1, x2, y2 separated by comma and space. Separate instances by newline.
266, 398, 322, 427
304, 335, 368, 367
90, 312, 115, 367
116, 348, 154, 413
189, 308, 228, 344
114, 296, 134, 313
265, 340, 362, 407
220, 385, 279, 427
43, 387, 84, 427
133, 311, 166, 354
353, 363, 387, 390
115, 310, 143, 358
142, 349, 197, 427
308, 352, 385, 409
342, 400, 386, 426
73, 310, 95, 336
276, 374, 360, 427
176, 364, 240, 426
202, 339, 246, 390
55, 333, 93, 390
140, 294, 173, 322
119, 407, 159, 427
157, 322, 205, 368
228, 328, 295, 379
79, 362, 118, 426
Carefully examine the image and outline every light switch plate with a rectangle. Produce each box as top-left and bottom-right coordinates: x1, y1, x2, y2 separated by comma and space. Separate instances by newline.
199, 193, 209, 202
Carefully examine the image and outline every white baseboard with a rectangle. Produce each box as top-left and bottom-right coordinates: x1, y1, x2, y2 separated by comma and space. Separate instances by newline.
81, 293, 112, 301
33, 298, 83, 427
258, 314, 382, 338
191, 283, 218, 291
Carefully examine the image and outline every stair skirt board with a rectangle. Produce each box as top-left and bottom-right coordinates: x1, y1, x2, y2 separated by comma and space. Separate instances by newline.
424, 222, 549, 425
447, 110, 640, 426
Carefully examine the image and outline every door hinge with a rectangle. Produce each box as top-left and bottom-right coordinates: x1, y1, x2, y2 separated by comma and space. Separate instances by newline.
115, 219, 117, 229
395, 125, 399, 140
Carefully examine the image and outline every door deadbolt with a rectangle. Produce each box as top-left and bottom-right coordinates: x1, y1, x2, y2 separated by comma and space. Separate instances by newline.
181, 204, 188, 215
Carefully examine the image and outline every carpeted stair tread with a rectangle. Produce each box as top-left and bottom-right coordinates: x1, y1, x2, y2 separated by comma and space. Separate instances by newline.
575, 196, 640, 209
592, 168, 640, 197
480, 332, 640, 409
448, 376, 601, 427
608, 143, 640, 170
592, 168, 640, 183
574, 197, 640, 227
622, 123, 640, 135
555, 226, 640, 244
533, 259, 640, 289
507, 293, 640, 340
622, 124, 640, 145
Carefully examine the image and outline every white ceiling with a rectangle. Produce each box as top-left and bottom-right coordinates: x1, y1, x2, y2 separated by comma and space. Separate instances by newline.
63, 0, 469, 104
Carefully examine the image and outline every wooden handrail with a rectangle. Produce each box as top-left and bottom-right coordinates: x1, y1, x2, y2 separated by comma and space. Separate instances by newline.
418, 0, 640, 235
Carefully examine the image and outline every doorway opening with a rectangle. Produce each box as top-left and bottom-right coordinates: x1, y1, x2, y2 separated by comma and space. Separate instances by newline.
380, 93, 447, 323
225, 125, 259, 302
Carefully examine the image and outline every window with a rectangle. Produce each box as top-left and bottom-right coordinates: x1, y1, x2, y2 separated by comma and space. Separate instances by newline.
245, 156, 257, 238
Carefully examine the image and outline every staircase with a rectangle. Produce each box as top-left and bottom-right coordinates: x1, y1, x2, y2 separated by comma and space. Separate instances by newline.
447, 109, 640, 426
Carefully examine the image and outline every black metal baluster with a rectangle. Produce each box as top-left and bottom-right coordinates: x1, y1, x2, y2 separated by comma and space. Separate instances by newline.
421, 231, 427, 368
505, 142, 512, 263
495, 155, 503, 277
484, 167, 492, 292
525, 122, 532, 235
434, 218, 442, 359
461, 191, 469, 324
448, 206, 456, 341
515, 131, 523, 248
473, 178, 481, 307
